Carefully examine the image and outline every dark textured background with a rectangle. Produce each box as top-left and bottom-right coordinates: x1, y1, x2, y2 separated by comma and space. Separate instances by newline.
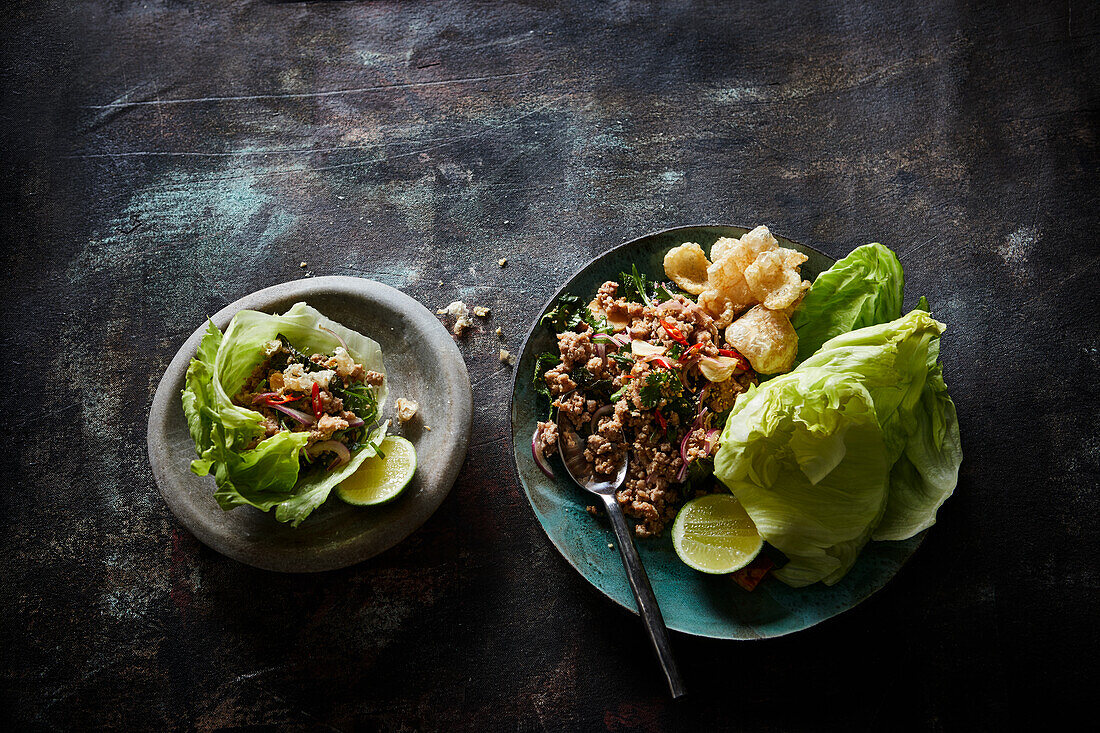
2, 1, 1097, 730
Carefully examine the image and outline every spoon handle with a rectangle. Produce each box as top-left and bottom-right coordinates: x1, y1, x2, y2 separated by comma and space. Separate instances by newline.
601, 492, 686, 699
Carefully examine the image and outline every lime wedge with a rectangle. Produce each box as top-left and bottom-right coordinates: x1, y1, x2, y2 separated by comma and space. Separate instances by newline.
336, 436, 416, 506
672, 494, 763, 574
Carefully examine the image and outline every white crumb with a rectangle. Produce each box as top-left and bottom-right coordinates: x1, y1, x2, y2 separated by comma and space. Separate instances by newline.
473, 306, 491, 318
498, 258, 507, 267
436, 300, 473, 335
395, 397, 419, 423
499, 349, 514, 365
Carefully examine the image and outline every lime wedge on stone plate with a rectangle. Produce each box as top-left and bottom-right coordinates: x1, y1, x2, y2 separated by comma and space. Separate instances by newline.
336, 436, 416, 506
672, 494, 763, 574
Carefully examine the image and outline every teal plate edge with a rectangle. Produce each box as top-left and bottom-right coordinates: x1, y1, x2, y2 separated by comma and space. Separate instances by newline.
508, 225, 923, 640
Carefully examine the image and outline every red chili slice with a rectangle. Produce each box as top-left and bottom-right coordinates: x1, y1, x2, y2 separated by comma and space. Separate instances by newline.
654, 409, 667, 431
659, 318, 689, 346
311, 382, 323, 420
718, 348, 752, 371
264, 394, 298, 405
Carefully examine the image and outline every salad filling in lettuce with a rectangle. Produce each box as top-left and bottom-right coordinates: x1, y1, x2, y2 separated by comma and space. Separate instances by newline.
182, 302, 389, 526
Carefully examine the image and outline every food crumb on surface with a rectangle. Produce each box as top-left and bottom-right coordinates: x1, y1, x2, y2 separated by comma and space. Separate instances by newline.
436, 300, 473, 335
395, 397, 419, 423
608, 543, 613, 549
498, 258, 507, 267
499, 349, 514, 365
495, 326, 503, 336
299, 262, 307, 268
423, 425, 432, 431
473, 305, 491, 318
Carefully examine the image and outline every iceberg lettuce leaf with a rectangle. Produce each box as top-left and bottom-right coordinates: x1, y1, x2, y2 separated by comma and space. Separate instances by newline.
713, 309, 963, 586
790, 243, 904, 363
714, 371, 890, 587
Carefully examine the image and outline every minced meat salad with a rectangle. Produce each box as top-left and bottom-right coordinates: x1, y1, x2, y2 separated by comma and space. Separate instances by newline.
533, 267, 758, 537
235, 336, 384, 468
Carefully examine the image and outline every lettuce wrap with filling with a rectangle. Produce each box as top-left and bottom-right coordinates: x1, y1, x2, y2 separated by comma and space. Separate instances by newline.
181, 302, 388, 526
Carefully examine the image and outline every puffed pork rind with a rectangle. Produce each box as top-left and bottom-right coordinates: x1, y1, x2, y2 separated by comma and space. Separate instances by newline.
662, 242, 711, 295
698, 225, 810, 326
699, 252, 756, 328
745, 248, 810, 311
724, 305, 799, 374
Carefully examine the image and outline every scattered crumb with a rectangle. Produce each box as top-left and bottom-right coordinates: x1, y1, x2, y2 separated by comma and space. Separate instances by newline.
473, 305, 491, 318
608, 543, 614, 549
495, 327, 502, 336
436, 300, 473, 336
499, 349, 514, 365
498, 258, 507, 267
299, 262, 307, 268
395, 397, 419, 423
423, 425, 432, 432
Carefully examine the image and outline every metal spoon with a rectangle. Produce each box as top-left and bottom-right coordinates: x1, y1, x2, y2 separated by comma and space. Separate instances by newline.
556, 396, 686, 698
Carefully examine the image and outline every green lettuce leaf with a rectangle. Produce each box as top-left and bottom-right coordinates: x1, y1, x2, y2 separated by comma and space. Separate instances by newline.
180, 302, 388, 526
798, 310, 962, 541
713, 309, 963, 586
790, 243, 904, 363
714, 371, 890, 587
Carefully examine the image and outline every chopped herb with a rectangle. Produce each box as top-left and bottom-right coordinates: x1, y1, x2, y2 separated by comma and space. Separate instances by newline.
638, 370, 681, 409
618, 264, 653, 307
657, 282, 694, 302
610, 385, 628, 402
666, 342, 684, 360
609, 352, 634, 369
532, 351, 562, 419
540, 294, 585, 333
584, 309, 614, 334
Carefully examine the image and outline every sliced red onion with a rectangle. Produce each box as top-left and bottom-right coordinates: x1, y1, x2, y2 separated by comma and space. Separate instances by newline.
644, 354, 674, 370
268, 401, 316, 425
591, 334, 617, 345
679, 428, 693, 467
251, 392, 281, 403
318, 324, 349, 351
692, 406, 710, 430
704, 428, 720, 455
309, 439, 350, 465
345, 416, 365, 428
596, 342, 607, 360
609, 333, 629, 347
589, 404, 615, 433
531, 429, 555, 478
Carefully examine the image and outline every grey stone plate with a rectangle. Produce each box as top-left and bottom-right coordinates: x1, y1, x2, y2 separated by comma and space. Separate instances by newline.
148, 276, 472, 572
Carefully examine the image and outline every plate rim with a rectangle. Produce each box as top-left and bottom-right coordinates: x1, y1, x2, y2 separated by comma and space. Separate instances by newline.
508, 224, 920, 639
148, 275, 472, 572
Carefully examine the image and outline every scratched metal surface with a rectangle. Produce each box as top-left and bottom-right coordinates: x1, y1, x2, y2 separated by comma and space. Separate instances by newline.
1, 1, 1097, 730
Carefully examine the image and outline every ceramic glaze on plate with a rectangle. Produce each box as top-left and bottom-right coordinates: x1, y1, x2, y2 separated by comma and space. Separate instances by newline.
148, 277, 472, 572
510, 226, 923, 639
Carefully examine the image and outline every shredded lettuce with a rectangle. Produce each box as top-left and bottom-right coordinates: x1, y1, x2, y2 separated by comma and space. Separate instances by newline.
182, 302, 388, 526
714, 309, 962, 586
790, 243, 905, 364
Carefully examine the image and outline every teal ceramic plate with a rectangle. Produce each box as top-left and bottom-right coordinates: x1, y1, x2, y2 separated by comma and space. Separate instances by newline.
509, 225, 922, 639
